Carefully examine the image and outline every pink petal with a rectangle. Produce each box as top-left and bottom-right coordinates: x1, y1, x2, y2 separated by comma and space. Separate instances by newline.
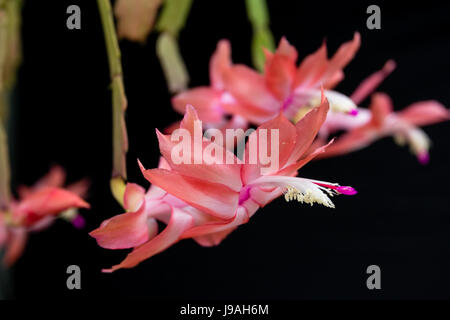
15, 187, 90, 227
350, 60, 396, 105
181, 206, 248, 240
102, 207, 194, 272
90, 202, 154, 250
370, 93, 393, 128
324, 32, 361, 83
172, 87, 224, 123
123, 183, 146, 212
222, 65, 280, 111
156, 130, 242, 192
315, 127, 373, 159
242, 113, 297, 183
264, 38, 298, 100
397, 101, 449, 127
210, 39, 232, 90
294, 41, 328, 88
141, 168, 239, 220
286, 96, 330, 165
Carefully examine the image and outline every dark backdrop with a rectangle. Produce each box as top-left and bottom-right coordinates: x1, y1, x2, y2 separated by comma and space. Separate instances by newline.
9, 0, 450, 299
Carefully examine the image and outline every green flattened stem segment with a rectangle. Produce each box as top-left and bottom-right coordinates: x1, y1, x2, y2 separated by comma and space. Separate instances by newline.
97, 0, 129, 204
155, 0, 192, 93
245, 0, 275, 72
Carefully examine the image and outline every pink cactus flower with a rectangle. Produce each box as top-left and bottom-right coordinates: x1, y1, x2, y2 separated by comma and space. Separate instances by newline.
314, 93, 450, 162
91, 99, 357, 272
0, 166, 90, 266
172, 34, 371, 128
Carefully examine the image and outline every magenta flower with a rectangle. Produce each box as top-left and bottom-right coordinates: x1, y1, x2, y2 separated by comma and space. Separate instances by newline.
91, 100, 357, 272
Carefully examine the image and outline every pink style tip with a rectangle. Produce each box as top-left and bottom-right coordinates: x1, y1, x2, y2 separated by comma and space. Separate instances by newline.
349, 109, 359, 116
72, 214, 86, 229
418, 152, 430, 165
336, 186, 358, 195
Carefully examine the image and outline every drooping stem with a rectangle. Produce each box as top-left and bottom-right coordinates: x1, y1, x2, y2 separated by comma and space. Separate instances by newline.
0, 0, 14, 209
155, 0, 192, 93
245, 0, 275, 72
97, 0, 128, 184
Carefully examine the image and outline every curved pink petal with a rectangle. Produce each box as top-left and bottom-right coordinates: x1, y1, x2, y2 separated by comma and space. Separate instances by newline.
222, 65, 280, 112
156, 130, 243, 192
90, 202, 155, 250
316, 127, 374, 159
210, 39, 232, 90
294, 33, 360, 89
286, 96, 330, 165
242, 113, 297, 183
264, 38, 297, 100
181, 206, 248, 240
141, 168, 239, 220
294, 41, 328, 88
324, 32, 361, 83
172, 87, 224, 123
34, 166, 66, 189
103, 207, 194, 272
369, 93, 393, 128
15, 187, 90, 226
277, 139, 334, 176
397, 101, 449, 127
123, 183, 146, 212
350, 60, 396, 105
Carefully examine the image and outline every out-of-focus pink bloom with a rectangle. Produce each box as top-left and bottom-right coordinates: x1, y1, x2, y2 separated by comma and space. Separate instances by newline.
315, 93, 450, 162
0, 166, 90, 266
91, 101, 357, 272
172, 34, 368, 127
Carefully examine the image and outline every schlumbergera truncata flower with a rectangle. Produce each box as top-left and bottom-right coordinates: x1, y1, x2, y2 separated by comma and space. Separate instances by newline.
172, 33, 448, 162
314, 93, 449, 163
0, 166, 89, 266
172, 33, 368, 129
90, 99, 357, 272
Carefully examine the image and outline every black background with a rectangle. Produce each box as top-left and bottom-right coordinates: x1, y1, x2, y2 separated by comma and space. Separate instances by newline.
6, 0, 450, 299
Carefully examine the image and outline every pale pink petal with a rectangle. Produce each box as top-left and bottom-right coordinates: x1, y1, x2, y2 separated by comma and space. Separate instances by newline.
210, 39, 232, 90
370, 93, 393, 128
286, 96, 330, 165
397, 101, 449, 127
181, 206, 248, 240
172, 87, 224, 123
222, 65, 280, 111
102, 207, 194, 272
294, 41, 328, 88
90, 202, 154, 250
156, 129, 243, 192
264, 37, 298, 100
324, 32, 361, 83
242, 113, 297, 183
15, 187, 90, 227
141, 168, 238, 220
350, 60, 396, 105
123, 183, 146, 212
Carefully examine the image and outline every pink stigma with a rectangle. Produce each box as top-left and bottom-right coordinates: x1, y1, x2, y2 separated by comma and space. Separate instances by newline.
72, 214, 85, 229
336, 186, 358, 195
349, 109, 359, 116
418, 152, 430, 165
313, 182, 357, 195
